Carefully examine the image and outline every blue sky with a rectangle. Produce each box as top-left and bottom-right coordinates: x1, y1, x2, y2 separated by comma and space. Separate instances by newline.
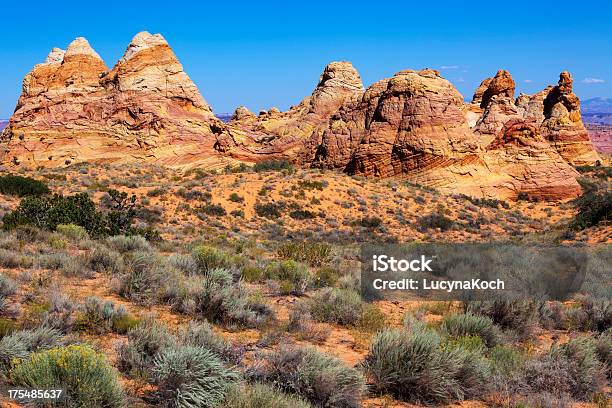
1, 1, 610, 118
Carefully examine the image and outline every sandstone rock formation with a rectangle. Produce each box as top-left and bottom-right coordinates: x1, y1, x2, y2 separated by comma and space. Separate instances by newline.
1, 32, 228, 169
2, 34, 600, 200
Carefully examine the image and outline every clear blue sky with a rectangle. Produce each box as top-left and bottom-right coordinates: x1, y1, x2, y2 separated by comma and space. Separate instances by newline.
1, 0, 610, 118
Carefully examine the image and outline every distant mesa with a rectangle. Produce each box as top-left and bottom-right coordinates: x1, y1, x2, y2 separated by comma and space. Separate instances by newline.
0, 32, 602, 200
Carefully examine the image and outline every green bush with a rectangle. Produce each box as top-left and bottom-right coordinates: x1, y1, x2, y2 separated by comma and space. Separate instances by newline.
308, 288, 362, 325
89, 246, 124, 274
416, 213, 454, 231
441, 313, 500, 347
0, 174, 49, 197
56, 223, 89, 241
570, 180, 611, 230
289, 210, 317, 220
252, 346, 365, 408
358, 216, 383, 228
199, 203, 227, 217
2, 189, 141, 237
228, 193, 244, 203
255, 202, 284, 219
264, 260, 310, 295
11, 344, 124, 407
117, 319, 176, 378
224, 383, 312, 408
192, 245, 233, 274
152, 345, 240, 408
253, 160, 294, 173
276, 241, 332, 266
364, 328, 489, 404
565, 296, 611, 332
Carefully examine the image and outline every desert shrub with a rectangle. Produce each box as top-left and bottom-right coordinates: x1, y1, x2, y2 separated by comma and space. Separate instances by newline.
224, 383, 313, 408
3, 190, 143, 237
441, 313, 500, 347
240, 264, 264, 282
594, 331, 611, 379
489, 344, 526, 378
297, 180, 326, 191
466, 300, 537, 339
457, 194, 509, 209
172, 269, 273, 328
0, 273, 17, 298
0, 248, 32, 269
289, 209, 317, 220
255, 202, 284, 219
43, 293, 78, 333
230, 209, 245, 218
416, 213, 454, 231
228, 192, 244, 203
356, 303, 387, 334
264, 260, 310, 295
313, 266, 340, 288
276, 241, 331, 266
89, 246, 124, 274
199, 203, 227, 217
106, 234, 151, 253
308, 288, 362, 325
11, 344, 124, 407
251, 346, 365, 408
192, 245, 233, 274
117, 319, 176, 378
570, 180, 611, 230
253, 160, 294, 173
0, 327, 62, 374
168, 253, 199, 275
521, 337, 606, 399
363, 328, 490, 404
358, 216, 383, 228
565, 296, 611, 332
116, 252, 176, 304
75, 297, 138, 334
152, 345, 240, 408
0, 174, 49, 197
56, 223, 89, 241
182, 321, 243, 364
288, 306, 331, 344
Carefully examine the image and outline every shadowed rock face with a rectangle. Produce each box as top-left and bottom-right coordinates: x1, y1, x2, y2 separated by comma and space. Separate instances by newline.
2, 32, 227, 170
1, 34, 600, 200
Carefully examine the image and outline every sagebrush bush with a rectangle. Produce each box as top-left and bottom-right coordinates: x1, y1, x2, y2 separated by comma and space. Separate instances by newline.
0, 327, 62, 374
251, 346, 365, 408
0, 174, 49, 197
153, 345, 240, 408
89, 245, 124, 274
76, 297, 138, 334
224, 383, 313, 408
416, 213, 454, 231
308, 288, 362, 325
254, 202, 284, 219
11, 344, 124, 407
116, 252, 178, 304
570, 180, 611, 230
466, 300, 537, 339
276, 241, 332, 266
107, 235, 151, 253
364, 328, 490, 404
441, 313, 500, 347
565, 296, 611, 332
182, 321, 243, 364
172, 269, 273, 328
264, 260, 310, 295
168, 253, 199, 275
43, 293, 78, 333
117, 319, 176, 378
0, 273, 17, 298
521, 337, 606, 400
